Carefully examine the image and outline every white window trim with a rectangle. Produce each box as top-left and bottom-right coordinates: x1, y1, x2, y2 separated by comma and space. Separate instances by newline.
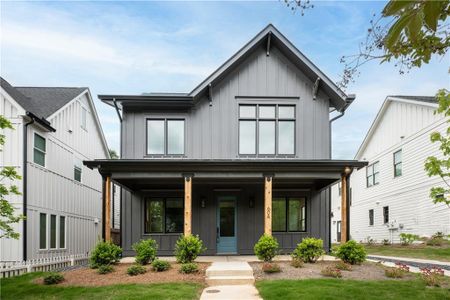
39, 213, 48, 250
59, 215, 67, 250
33, 132, 46, 168
49, 214, 57, 250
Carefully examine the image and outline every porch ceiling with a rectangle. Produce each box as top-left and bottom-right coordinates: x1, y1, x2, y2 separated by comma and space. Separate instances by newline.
84, 159, 367, 191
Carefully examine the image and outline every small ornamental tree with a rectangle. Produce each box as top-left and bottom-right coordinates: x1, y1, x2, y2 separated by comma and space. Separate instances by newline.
0, 115, 25, 239
254, 234, 279, 262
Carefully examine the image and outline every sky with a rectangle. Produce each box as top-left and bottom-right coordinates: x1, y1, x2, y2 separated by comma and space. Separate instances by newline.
1, 0, 449, 159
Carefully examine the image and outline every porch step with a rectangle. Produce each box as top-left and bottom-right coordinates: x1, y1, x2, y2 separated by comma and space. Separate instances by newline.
205, 262, 255, 286
206, 275, 255, 286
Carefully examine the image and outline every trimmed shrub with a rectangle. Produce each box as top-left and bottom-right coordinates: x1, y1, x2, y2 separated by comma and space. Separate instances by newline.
43, 273, 64, 285
321, 266, 342, 278
382, 239, 390, 245
174, 235, 206, 263
151, 259, 170, 272
292, 238, 324, 263
262, 262, 281, 273
180, 263, 199, 274
426, 237, 444, 246
334, 261, 352, 271
399, 233, 419, 245
90, 241, 122, 268
132, 239, 158, 265
290, 258, 304, 268
127, 265, 146, 276
334, 240, 366, 265
97, 265, 114, 274
254, 234, 279, 262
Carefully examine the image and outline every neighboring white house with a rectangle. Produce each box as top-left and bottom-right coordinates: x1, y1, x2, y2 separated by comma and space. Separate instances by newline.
331, 95, 450, 244
0, 77, 118, 261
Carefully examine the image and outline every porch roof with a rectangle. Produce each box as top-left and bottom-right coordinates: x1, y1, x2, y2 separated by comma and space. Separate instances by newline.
84, 159, 367, 191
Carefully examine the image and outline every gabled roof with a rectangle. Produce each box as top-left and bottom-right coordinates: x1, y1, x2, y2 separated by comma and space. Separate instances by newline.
99, 24, 354, 112
355, 95, 438, 159
1, 77, 86, 118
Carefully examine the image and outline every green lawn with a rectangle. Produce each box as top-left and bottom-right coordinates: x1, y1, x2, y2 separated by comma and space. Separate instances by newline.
364, 242, 450, 262
0, 272, 203, 300
256, 279, 450, 300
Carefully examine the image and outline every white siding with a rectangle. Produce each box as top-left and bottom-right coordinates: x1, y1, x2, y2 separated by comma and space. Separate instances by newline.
0, 88, 108, 261
341, 100, 450, 244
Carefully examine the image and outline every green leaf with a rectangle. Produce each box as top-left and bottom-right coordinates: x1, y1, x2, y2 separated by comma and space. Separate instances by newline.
423, 0, 444, 31
382, 0, 415, 17
385, 13, 415, 49
407, 12, 423, 41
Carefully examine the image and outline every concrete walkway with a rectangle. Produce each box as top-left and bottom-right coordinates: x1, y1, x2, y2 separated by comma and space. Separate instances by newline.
368, 255, 450, 276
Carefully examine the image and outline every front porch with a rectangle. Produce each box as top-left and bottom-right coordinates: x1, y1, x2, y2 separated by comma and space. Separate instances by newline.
84, 159, 365, 256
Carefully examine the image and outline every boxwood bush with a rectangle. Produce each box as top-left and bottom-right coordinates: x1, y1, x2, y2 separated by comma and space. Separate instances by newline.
97, 264, 114, 274
151, 259, 170, 272
179, 262, 199, 274
174, 235, 206, 263
292, 238, 325, 263
132, 239, 158, 265
43, 273, 64, 285
254, 234, 279, 262
127, 265, 146, 276
334, 240, 367, 265
90, 241, 122, 268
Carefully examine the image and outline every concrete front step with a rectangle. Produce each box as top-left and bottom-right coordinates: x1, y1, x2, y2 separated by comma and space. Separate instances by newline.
206, 275, 255, 286
206, 268, 253, 277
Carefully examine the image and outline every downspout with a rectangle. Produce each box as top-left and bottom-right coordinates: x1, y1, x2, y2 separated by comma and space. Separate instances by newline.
22, 118, 35, 261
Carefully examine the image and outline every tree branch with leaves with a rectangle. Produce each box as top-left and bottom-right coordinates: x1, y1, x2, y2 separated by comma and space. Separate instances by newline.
0, 115, 25, 239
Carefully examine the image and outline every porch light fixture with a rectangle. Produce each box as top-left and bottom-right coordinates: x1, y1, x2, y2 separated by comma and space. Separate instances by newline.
201, 197, 206, 208
249, 196, 255, 208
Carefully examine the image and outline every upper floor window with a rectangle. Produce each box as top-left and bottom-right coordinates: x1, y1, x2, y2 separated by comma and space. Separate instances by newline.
394, 150, 402, 177
33, 133, 46, 167
81, 107, 87, 130
239, 104, 295, 155
74, 158, 82, 182
366, 161, 379, 187
147, 119, 185, 155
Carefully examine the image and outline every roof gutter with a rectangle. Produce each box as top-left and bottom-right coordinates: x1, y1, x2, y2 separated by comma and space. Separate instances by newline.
112, 98, 122, 123
25, 112, 56, 132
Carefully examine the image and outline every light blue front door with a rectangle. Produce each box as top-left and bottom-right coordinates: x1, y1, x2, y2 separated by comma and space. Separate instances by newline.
217, 196, 237, 254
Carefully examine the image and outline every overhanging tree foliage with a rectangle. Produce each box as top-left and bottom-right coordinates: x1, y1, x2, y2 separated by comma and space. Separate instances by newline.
0, 115, 24, 239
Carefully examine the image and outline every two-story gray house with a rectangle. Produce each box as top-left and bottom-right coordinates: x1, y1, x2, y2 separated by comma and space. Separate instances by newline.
85, 25, 365, 256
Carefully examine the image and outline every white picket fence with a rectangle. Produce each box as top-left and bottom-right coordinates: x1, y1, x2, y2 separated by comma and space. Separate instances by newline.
0, 254, 89, 278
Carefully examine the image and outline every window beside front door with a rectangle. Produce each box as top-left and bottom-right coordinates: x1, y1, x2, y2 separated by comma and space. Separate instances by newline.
272, 197, 306, 232
147, 119, 185, 155
144, 198, 184, 233
239, 104, 295, 156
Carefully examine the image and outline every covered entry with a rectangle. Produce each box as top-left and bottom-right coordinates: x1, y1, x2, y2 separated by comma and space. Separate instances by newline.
85, 159, 365, 256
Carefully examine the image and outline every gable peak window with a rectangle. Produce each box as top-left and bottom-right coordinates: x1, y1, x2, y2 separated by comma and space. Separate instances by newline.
33, 133, 46, 167
81, 106, 88, 130
239, 104, 295, 156
147, 119, 185, 155
366, 161, 379, 187
394, 150, 402, 177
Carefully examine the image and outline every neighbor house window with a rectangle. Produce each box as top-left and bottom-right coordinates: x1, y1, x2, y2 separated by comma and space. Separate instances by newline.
145, 198, 183, 233
369, 209, 374, 226
74, 158, 82, 182
59, 216, 66, 248
394, 150, 402, 177
366, 162, 379, 187
239, 104, 295, 155
33, 133, 46, 167
147, 119, 185, 155
383, 206, 389, 224
272, 197, 306, 232
81, 107, 87, 130
39, 213, 47, 249
50, 214, 57, 249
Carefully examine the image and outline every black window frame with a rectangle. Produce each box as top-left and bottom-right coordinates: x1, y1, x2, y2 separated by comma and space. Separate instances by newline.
238, 104, 296, 157
146, 118, 186, 156
144, 197, 184, 234
366, 161, 380, 187
272, 196, 307, 233
383, 206, 389, 224
369, 209, 374, 226
393, 150, 402, 177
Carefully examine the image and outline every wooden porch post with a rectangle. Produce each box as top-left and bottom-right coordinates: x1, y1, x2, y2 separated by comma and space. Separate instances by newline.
184, 175, 192, 236
105, 176, 111, 242
340, 167, 352, 243
264, 175, 273, 235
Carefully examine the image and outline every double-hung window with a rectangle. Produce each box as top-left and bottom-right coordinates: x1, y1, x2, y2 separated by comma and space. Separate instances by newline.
81, 106, 87, 130
145, 198, 184, 233
147, 119, 185, 155
394, 150, 402, 177
74, 158, 82, 182
366, 162, 379, 187
239, 104, 295, 156
34, 133, 46, 167
272, 197, 306, 232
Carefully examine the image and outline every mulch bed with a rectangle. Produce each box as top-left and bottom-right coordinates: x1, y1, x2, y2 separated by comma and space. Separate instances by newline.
35, 262, 209, 286
250, 261, 416, 281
